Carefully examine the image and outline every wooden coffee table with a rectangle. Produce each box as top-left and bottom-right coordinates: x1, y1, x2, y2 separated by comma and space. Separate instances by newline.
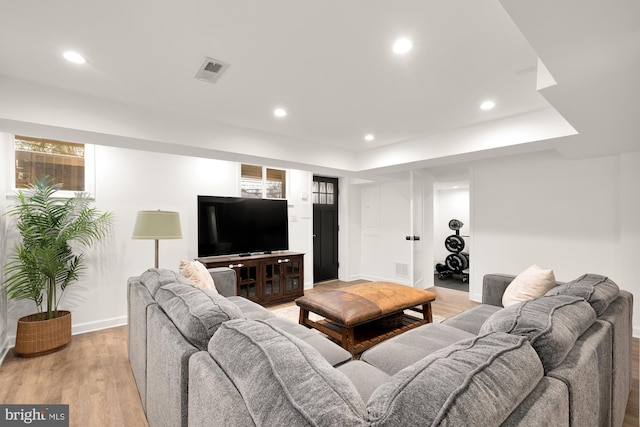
295, 281, 436, 356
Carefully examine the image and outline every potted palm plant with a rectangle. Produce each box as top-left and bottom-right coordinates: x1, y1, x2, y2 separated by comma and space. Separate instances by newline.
2, 177, 113, 357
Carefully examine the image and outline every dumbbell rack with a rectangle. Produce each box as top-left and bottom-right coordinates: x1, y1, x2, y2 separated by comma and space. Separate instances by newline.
435, 219, 469, 283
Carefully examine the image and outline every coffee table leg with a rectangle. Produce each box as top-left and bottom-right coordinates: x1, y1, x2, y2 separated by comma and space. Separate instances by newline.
422, 303, 433, 323
342, 326, 356, 356
299, 308, 310, 326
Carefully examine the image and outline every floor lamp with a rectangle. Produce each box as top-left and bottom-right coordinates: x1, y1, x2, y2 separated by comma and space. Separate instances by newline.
132, 210, 182, 268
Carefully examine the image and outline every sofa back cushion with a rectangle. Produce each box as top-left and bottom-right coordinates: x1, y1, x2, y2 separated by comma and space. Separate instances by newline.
209, 319, 367, 427
366, 332, 543, 426
155, 282, 242, 350
139, 268, 193, 297
545, 273, 619, 316
479, 295, 596, 372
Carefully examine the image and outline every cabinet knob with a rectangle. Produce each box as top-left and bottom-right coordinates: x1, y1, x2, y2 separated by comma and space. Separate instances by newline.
229, 263, 244, 268
277, 259, 290, 264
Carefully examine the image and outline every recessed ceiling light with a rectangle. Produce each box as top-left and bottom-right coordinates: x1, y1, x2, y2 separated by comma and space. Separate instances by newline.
480, 100, 496, 110
364, 134, 375, 141
63, 51, 87, 64
393, 38, 413, 54
273, 108, 287, 117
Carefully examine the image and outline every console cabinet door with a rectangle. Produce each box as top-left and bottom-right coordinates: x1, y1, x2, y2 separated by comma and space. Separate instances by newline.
229, 260, 261, 302
283, 256, 303, 297
262, 260, 283, 302
260, 255, 304, 303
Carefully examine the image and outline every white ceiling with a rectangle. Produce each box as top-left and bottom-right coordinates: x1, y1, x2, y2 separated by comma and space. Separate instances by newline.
0, 0, 638, 178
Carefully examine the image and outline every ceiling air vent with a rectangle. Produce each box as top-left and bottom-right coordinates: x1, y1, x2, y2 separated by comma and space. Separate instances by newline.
194, 57, 230, 84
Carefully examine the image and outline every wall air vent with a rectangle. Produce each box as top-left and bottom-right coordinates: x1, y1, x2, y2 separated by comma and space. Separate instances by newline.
194, 57, 230, 84
396, 262, 409, 278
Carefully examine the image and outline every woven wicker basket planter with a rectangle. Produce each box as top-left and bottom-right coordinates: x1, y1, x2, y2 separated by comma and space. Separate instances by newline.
15, 310, 72, 357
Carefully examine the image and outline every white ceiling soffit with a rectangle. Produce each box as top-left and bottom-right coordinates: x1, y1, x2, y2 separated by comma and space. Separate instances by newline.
0, 1, 637, 173
500, 0, 640, 159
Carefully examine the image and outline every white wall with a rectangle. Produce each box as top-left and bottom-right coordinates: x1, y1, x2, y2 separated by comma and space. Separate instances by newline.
434, 188, 470, 267
286, 169, 314, 287
617, 150, 640, 337
471, 149, 639, 336
0, 138, 315, 344
3, 132, 638, 344
359, 176, 412, 284
0, 133, 11, 361
339, 177, 362, 282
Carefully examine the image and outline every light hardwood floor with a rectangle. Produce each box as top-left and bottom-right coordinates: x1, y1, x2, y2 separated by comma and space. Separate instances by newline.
0, 282, 637, 427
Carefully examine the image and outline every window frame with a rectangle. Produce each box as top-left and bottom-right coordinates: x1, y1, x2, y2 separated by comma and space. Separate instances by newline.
9, 135, 96, 199
240, 164, 288, 199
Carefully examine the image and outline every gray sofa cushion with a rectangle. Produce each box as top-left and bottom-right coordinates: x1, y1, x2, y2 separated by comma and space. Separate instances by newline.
337, 361, 391, 403
598, 290, 633, 427
547, 320, 613, 427
366, 332, 543, 426
361, 323, 475, 375
546, 273, 619, 316
209, 319, 367, 427
127, 280, 154, 411
155, 282, 242, 350
209, 267, 239, 297
226, 295, 275, 320
440, 304, 502, 335
263, 317, 352, 366
479, 295, 596, 372
501, 377, 570, 427
139, 268, 193, 297
188, 352, 256, 427
146, 305, 199, 427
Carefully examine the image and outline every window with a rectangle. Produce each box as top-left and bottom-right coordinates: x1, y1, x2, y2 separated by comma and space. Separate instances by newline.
313, 180, 335, 204
241, 164, 286, 199
265, 168, 286, 199
13, 135, 95, 196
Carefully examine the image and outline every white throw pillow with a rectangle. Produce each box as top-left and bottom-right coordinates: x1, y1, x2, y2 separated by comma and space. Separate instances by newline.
179, 260, 218, 293
502, 265, 555, 307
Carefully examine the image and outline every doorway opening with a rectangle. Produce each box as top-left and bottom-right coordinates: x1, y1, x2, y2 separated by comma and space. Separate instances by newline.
433, 182, 470, 292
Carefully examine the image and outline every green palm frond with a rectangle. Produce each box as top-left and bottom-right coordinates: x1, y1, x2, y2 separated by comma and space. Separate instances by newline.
2, 176, 114, 319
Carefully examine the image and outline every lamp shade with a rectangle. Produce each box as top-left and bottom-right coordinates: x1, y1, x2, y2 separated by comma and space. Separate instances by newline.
132, 210, 182, 239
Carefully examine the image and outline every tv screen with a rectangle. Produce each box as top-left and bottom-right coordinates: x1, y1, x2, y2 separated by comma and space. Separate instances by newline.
197, 196, 289, 257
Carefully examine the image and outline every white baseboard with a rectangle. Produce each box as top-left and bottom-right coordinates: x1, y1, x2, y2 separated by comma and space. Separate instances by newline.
359, 274, 411, 286
72, 315, 128, 335
469, 292, 483, 303
2, 315, 128, 352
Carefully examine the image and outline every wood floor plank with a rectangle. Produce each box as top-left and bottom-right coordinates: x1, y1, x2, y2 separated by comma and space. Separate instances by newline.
0, 281, 635, 426
0, 325, 148, 427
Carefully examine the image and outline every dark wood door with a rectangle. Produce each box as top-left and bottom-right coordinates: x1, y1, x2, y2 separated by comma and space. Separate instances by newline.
313, 176, 338, 282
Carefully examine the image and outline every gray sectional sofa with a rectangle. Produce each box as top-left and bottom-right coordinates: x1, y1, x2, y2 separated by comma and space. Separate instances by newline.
128, 269, 633, 426
127, 268, 352, 427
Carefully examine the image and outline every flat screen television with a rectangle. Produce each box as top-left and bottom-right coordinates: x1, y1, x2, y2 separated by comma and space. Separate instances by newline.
197, 195, 289, 257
